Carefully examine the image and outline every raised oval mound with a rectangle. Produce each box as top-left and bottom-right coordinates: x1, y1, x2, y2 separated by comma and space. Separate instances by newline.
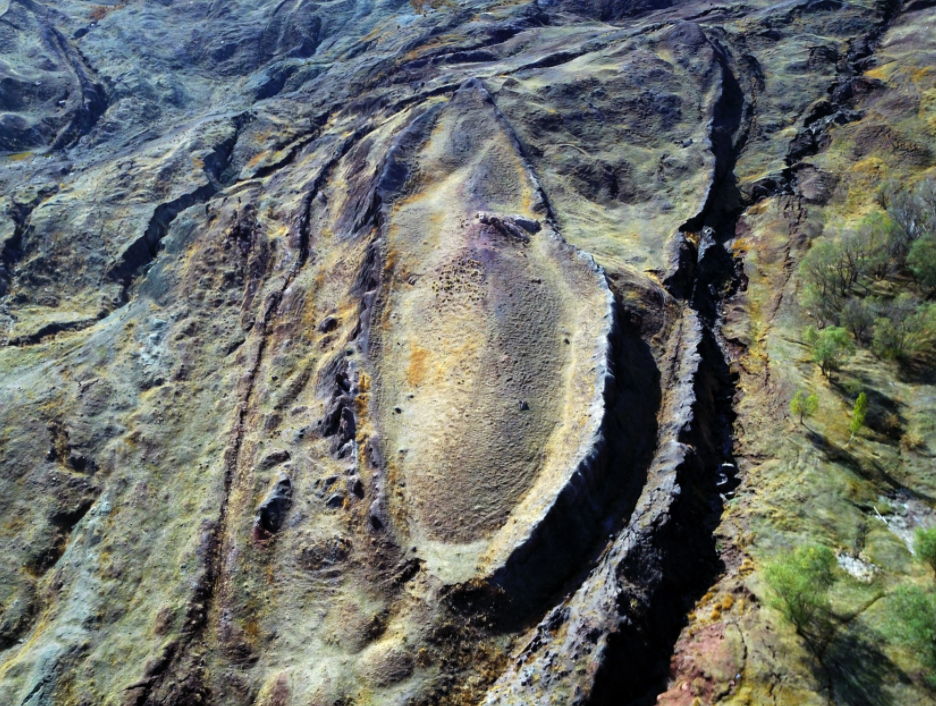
372, 81, 615, 586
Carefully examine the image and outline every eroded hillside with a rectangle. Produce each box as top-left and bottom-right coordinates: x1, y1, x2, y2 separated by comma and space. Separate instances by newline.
1, 0, 935, 704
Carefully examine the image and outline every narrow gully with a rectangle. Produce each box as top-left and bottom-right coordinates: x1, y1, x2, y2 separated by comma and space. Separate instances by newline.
590, 196, 745, 706
593, 2, 906, 702
589, 25, 749, 706
751, 0, 904, 201
107, 112, 252, 304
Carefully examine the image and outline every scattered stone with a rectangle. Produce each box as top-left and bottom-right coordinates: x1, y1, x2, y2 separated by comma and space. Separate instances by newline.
259, 449, 290, 469
318, 316, 339, 333
511, 215, 541, 234
836, 553, 877, 583
254, 474, 293, 537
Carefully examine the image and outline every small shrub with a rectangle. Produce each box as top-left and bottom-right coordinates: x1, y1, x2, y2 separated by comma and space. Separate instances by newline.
915, 528, 936, 573
842, 377, 864, 397
847, 392, 867, 445
876, 498, 895, 515
883, 412, 902, 437
902, 432, 926, 451
764, 544, 837, 647
804, 325, 855, 378
790, 389, 819, 425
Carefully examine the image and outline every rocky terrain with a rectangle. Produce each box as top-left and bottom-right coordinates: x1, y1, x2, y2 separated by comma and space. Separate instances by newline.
1, 0, 935, 704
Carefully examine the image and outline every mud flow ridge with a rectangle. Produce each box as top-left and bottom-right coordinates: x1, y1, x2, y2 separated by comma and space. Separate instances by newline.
128, 122, 382, 705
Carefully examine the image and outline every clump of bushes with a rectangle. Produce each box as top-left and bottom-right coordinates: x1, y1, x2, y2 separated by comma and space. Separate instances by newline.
790, 389, 819, 425
909, 236, 936, 294
764, 544, 837, 653
766, 540, 936, 688
799, 177, 936, 366
803, 325, 855, 378
876, 530, 936, 687
915, 527, 936, 573
870, 295, 936, 360
884, 585, 936, 687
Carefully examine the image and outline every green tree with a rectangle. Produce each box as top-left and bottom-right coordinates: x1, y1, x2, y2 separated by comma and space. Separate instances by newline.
871, 295, 936, 360
764, 544, 837, 653
800, 283, 841, 328
879, 178, 933, 264
799, 240, 845, 326
804, 325, 855, 378
884, 585, 936, 687
908, 234, 936, 295
790, 389, 819, 425
854, 212, 898, 281
836, 229, 874, 293
840, 297, 877, 344
847, 392, 867, 446
915, 527, 936, 573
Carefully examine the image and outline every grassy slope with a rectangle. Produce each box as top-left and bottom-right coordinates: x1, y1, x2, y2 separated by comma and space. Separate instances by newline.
659, 5, 936, 705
